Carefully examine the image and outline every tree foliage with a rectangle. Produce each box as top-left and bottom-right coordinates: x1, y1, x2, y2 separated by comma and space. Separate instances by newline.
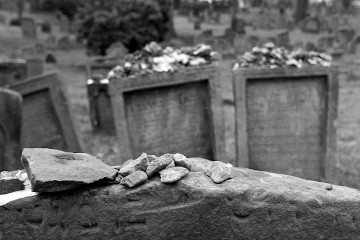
75, 0, 172, 56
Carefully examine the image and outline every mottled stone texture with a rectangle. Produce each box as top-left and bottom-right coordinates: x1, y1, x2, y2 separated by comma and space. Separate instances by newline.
332, 71, 360, 189
1, 168, 360, 240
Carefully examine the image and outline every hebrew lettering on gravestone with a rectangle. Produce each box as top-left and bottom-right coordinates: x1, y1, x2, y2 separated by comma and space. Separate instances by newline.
233, 66, 339, 182
0, 89, 22, 171
109, 65, 226, 163
21, 17, 37, 39
9, 72, 84, 152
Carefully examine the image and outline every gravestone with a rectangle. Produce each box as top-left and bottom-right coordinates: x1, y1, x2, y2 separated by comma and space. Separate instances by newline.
233, 67, 339, 182
21, 17, 37, 39
59, 15, 70, 33
45, 35, 57, 50
0, 60, 27, 86
109, 65, 226, 163
0, 89, 22, 171
302, 17, 321, 34
58, 36, 71, 50
20, 45, 36, 59
34, 42, 46, 56
9, 72, 84, 152
26, 58, 43, 77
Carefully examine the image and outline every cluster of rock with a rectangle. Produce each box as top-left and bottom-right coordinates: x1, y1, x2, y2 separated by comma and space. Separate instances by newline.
1, 148, 232, 194
233, 42, 332, 70
116, 152, 233, 188
106, 41, 218, 79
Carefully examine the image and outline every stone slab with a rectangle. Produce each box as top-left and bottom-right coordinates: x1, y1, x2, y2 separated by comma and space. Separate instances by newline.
21, 148, 118, 192
9, 72, 84, 152
1, 167, 360, 239
109, 65, 226, 163
0, 89, 22, 171
233, 66, 339, 182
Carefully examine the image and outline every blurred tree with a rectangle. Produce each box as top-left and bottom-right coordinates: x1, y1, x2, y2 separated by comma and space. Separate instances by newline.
76, 0, 173, 56
294, 0, 308, 23
230, 0, 239, 31
41, 0, 86, 20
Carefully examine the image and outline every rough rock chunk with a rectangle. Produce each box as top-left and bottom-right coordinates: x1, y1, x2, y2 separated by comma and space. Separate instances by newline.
146, 154, 174, 177
205, 161, 232, 183
165, 161, 175, 169
119, 153, 149, 177
175, 156, 212, 172
0, 177, 24, 194
120, 171, 148, 188
160, 167, 189, 183
21, 148, 118, 192
147, 155, 158, 163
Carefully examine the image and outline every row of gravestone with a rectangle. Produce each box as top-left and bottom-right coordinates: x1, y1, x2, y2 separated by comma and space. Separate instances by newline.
86, 61, 339, 184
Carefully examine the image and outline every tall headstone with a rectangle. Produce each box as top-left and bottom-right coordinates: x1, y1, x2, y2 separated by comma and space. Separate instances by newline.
21, 17, 37, 39
0, 88, 22, 171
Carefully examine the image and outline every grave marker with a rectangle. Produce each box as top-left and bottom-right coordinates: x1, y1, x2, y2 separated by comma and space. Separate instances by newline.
110, 65, 225, 162
21, 17, 37, 39
233, 67, 338, 181
0, 60, 27, 86
0, 89, 22, 171
9, 72, 84, 152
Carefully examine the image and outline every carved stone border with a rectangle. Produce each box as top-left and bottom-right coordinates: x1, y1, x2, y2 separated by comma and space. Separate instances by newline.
109, 65, 226, 163
233, 66, 339, 182
9, 72, 84, 152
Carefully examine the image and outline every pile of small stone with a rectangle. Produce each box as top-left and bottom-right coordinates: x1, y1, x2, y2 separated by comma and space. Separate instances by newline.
233, 43, 332, 70
116, 152, 233, 188
107, 42, 218, 79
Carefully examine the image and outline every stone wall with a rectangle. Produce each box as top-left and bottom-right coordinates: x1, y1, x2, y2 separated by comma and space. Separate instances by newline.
1, 168, 360, 240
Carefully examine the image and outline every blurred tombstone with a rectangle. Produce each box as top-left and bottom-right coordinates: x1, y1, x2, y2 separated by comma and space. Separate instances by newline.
0, 14, 7, 25
58, 36, 71, 50
41, 22, 52, 33
234, 35, 247, 54
21, 17, 37, 39
0, 89, 22, 171
277, 30, 290, 48
318, 34, 336, 51
348, 35, 360, 55
59, 15, 70, 33
0, 60, 27, 86
336, 27, 355, 49
34, 42, 46, 56
305, 42, 319, 52
26, 58, 44, 77
46, 35, 57, 50
20, 45, 36, 59
106, 42, 128, 59
302, 17, 321, 34
234, 18, 247, 35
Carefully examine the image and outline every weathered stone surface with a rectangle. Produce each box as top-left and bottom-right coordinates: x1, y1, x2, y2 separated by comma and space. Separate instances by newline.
148, 155, 158, 163
146, 154, 174, 177
1, 167, 360, 239
120, 170, 148, 188
0, 89, 22, 171
21, 148, 118, 192
205, 161, 232, 183
176, 157, 212, 172
160, 167, 189, 183
119, 153, 149, 177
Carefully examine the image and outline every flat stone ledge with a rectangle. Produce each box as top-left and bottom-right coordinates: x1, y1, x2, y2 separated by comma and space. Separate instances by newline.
1, 168, 360, 240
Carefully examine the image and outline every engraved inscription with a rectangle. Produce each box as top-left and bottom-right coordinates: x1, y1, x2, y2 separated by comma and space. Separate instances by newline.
22, 89, 66, 150
246, 77, 326, 181
124, 81, 213, 159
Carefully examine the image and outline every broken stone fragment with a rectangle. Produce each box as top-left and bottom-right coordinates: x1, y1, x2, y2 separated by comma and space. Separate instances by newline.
146, 154, 174, 177
120, 171, 148, 188
21, 148, 118, 193
160, 167, 189, 183
205, 161, 232, 184
0, 170, 25, 194
119, 152, 149, 177
175, 156, 212, 172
